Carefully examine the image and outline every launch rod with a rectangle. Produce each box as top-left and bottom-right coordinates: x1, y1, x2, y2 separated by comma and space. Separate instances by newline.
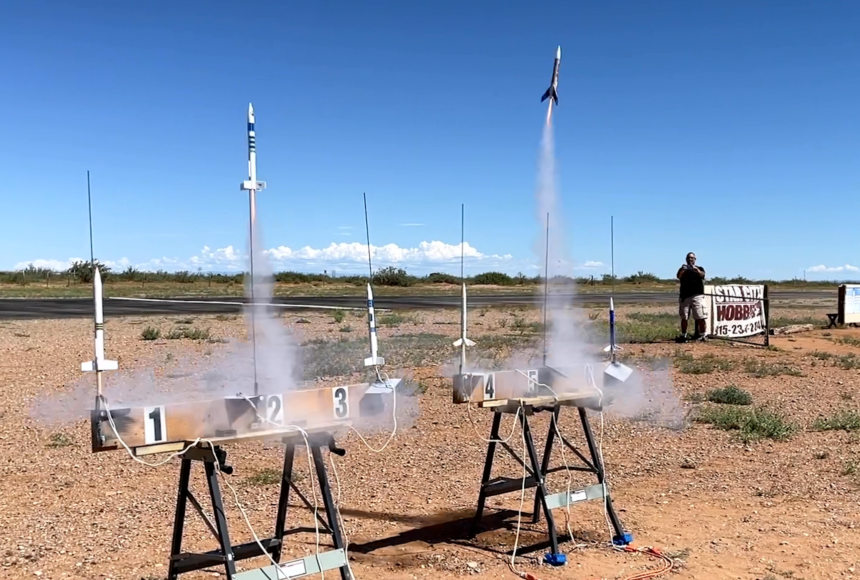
249, 188, 259, 396
87, 171, 95, 270
86, 171, 103, 400
611, 215, 615, 296
460, 203, 465, 282
364, 192, 373, 280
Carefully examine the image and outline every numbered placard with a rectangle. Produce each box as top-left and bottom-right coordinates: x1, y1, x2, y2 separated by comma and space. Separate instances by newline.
332, 386, 350, 419
483, 374, 496, 401
144, 406, 167, 444
258, 394, 284, 426
526, 369, 539, 394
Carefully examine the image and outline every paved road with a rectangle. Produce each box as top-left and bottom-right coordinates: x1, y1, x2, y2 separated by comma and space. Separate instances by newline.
0, 290, 834, 320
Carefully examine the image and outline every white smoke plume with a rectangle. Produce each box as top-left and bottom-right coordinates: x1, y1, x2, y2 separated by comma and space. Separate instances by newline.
30, 213, 416, 440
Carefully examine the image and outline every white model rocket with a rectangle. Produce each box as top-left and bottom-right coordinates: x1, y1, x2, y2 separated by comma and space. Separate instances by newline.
241, 103, 266, 196
81, 268, 117, 389
453, 283, 475, 373
364, 283, 384, 367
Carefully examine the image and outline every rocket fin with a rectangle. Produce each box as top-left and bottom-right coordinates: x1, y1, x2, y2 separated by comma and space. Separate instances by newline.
364, 356, 385, 367
453, 338, 476, 347
541, 87, 559, 105
81, 358, 118, 372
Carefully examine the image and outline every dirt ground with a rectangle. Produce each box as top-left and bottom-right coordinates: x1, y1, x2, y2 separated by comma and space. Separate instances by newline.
1, 302, 859, 580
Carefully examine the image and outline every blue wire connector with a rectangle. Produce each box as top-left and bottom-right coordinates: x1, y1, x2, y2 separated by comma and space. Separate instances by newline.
543, 552, 566, 566
612, 532, 634, 546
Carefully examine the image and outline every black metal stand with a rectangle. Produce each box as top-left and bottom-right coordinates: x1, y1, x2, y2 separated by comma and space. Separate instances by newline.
167, 433, 351, 580
469, 403, 631, 563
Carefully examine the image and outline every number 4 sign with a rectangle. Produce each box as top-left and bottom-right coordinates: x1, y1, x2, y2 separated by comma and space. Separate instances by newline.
483, 374, 496, 401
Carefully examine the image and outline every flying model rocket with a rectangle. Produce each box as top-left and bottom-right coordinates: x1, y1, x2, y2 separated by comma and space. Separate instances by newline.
364, 284, 384, 367
452, 283, 475, 373
241, 103, 266, 196
240, 103, 266, 396
81, 268, 117, 392
540, 46, 561, 106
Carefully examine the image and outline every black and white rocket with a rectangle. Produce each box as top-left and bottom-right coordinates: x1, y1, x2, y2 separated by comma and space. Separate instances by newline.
364, 283, 384, 367
241, 103, 266, 197
240, 103, 267, 396
540, 46, 561, 106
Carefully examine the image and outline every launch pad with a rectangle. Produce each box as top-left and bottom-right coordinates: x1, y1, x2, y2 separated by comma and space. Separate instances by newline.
454, 367, 632, 563
91, 379, 398, 456
167, 427, 351, 580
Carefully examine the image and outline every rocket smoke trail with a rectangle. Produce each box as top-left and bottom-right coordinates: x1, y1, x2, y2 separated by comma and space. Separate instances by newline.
534, 81, 591, 371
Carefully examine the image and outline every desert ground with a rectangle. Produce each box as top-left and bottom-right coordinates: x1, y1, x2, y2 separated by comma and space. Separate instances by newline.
2, 298, 859, 580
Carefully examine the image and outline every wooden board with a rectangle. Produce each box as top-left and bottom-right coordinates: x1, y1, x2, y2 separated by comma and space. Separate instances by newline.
91, 380, 396, 454
478, 392, 603, 412
130, 423, 349, 457
452, 367, 602, 411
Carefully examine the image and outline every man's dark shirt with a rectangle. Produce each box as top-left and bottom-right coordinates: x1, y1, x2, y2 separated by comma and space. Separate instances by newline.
679, 266, 705, 301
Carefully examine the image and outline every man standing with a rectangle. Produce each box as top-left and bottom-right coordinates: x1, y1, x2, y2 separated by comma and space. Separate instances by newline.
677, 252, 707, 342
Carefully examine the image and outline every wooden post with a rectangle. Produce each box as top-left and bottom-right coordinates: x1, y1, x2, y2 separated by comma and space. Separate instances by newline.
838, 284, 846, 326
763, 284, 770, 346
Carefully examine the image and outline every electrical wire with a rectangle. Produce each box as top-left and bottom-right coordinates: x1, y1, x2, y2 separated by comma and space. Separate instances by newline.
345, 365, 397, 454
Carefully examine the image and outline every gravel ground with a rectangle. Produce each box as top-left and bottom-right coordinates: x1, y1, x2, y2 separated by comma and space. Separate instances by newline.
2, 303, 859, 580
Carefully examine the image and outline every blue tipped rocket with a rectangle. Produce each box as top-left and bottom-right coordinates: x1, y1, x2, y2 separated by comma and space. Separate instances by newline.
603, 297, 633, 385
602, 297, 622, 361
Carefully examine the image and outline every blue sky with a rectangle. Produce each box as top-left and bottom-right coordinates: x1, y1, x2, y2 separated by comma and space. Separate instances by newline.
2, 0, 858, 280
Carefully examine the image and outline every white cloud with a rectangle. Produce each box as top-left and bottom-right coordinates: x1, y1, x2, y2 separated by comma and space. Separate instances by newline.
265, 241, 510, 265
807, 264, 860, 273
399, 223, 425, 227
577, 260, 605, 270
337, 226, 352, 230
13, 241, 514, 274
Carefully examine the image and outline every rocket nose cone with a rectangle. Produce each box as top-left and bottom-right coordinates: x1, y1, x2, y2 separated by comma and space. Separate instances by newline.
610, 297, 614, 311
556, 46, 561, 59
366, 283, 373, 298
248, 103, 254, 122
94, 267, 102, 285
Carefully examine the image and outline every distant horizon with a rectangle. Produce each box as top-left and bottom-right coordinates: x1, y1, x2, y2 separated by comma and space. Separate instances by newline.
5, 258, 859, 285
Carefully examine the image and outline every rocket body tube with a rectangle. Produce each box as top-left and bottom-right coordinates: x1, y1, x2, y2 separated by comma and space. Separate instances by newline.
364, 284, 384, 367
82, 268, 117, 373
453, 283, 475, 371
540, 46, 561, 105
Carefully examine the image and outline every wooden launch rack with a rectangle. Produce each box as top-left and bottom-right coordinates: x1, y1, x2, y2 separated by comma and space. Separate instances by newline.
167, 426, 353, 580
454, 367, 633, 564
92, 381, 398, 580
